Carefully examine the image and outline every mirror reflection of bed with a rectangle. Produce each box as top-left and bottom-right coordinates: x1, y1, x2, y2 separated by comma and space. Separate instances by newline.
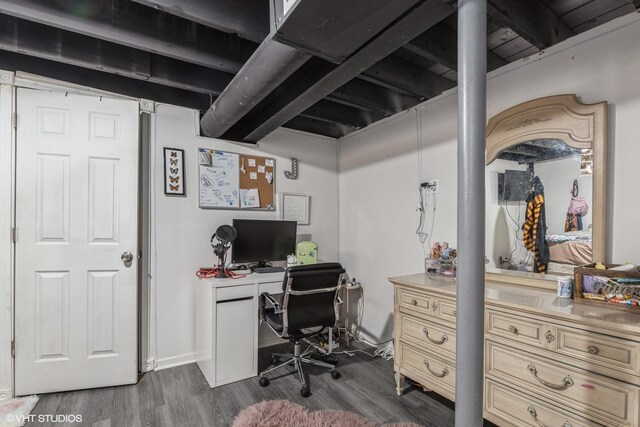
487, 139, 593, 275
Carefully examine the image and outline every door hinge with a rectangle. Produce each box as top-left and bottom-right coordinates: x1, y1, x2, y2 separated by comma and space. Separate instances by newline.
10, 227, 16, 243
11, 340, 15, 358
12, 112, 16, 129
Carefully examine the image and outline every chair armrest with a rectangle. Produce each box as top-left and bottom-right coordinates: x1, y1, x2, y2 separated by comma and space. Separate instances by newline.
259, 292, 282, 324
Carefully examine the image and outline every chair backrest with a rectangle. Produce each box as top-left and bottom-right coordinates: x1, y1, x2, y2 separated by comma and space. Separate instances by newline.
281, 263, 345, 333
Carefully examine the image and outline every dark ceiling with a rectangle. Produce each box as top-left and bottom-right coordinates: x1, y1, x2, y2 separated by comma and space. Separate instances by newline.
0, 0, 637, 141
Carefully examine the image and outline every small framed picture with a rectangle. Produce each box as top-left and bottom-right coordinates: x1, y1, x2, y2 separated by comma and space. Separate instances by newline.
281, 193, 310, 225
164, 148, 185, 196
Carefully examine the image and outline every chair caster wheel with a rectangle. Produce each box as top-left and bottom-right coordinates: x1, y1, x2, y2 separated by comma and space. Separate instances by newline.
271, 356, 279, 366
300, 386, 311, 398
331, 370, 341, 379
259, 376, 270, 387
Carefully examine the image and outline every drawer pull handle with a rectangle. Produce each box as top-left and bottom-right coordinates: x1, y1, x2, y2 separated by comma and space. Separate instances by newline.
587, 345, 599, 355
527, 405, 573, 427
423, 360, 449, 378
432, 302, 438, 311
422, 327, 448, 345
410, 299, 418, 306
544, 330, 555, 343
527, 363, 574, 390
508, 325, 518, 334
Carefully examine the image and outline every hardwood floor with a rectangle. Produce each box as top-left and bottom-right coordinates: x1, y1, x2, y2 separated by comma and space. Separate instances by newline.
26, 343, 475, 427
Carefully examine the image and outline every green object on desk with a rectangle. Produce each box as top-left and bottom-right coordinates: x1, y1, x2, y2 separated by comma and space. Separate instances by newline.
296, 241, 318, 265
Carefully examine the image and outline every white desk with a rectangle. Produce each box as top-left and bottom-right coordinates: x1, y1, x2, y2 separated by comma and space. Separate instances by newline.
195, 272, 285, 388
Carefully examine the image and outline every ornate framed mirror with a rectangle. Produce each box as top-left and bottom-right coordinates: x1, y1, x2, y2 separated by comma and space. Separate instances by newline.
485, 95, 607, 289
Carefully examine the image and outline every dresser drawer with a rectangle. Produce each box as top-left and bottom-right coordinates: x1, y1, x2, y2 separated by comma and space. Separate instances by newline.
486, 309, 548, 348
555, 327, 640, 377
397, 287, 433, 315
437, 299, 457, 324
400, 342, 455, 397
399, 312, 456, 358
485, 379, 599, 427
486, 340, 640, 426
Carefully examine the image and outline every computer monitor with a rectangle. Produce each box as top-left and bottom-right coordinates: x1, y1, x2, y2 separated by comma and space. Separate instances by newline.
231, 219, 297, 266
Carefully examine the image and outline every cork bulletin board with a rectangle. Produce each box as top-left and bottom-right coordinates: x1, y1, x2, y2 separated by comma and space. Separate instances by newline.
198, 148, 275, 210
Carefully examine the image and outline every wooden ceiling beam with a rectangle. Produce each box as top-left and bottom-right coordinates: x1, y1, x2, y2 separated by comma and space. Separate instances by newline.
486, 0, 574, 50
360, 55, 455, 99
404, 22, 508, 71
327, 78, 422, 116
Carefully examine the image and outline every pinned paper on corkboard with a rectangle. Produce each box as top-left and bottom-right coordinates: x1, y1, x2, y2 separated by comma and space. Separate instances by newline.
198, 147, 275, 210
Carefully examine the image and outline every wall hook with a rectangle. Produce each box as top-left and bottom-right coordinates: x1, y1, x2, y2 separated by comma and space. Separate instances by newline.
284, 158, 298, 180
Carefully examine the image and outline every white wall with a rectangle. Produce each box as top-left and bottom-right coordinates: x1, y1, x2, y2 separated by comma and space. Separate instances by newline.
153, 105, 339, 367
535, 156, 593, 234
339, 13, 640, 342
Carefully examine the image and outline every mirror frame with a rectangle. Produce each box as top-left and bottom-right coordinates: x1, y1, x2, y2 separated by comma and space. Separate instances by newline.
485, 94, 607, 289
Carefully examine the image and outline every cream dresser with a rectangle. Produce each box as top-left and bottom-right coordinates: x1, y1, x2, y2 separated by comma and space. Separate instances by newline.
390, 274, 640, 427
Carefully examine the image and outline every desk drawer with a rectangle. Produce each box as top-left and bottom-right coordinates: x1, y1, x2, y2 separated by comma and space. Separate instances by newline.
259, 281, 283, 295
400, 342, 455, 396
398, 288, 432, 315
399, 313, 456, 358
486, 310, 547, 348
485, 379, 599, 427
217, 284, 254, 301
486, 340, 640, 426
555, 327, 640, 377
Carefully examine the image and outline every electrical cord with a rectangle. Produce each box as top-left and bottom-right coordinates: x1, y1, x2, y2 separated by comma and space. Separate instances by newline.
195, 250, 246, 279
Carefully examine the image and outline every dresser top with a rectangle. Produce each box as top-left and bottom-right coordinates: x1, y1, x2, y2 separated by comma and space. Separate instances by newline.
389, 273, 640, 332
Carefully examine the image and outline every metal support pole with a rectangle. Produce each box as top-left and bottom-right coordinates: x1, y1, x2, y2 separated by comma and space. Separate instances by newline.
455, 0, 487, 426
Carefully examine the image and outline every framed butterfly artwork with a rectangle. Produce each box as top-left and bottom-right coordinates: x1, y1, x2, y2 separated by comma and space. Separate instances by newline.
163, 147, 185, 196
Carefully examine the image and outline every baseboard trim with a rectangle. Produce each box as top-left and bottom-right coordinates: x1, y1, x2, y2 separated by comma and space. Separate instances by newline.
155, 352, 196, 371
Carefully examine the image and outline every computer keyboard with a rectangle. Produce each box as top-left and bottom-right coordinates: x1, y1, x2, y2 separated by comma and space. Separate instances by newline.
252, 266, 286, 274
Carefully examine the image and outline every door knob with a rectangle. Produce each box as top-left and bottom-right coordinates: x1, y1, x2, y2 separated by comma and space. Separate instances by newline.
121, 251, 133, 265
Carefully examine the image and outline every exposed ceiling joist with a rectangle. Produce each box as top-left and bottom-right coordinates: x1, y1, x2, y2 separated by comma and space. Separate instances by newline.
0, 15, 233, 96
301, 100, 386, 130
0, 0, 256, 74
404, 22, 508, 71
486, 0, 575, 50
326, 79, 422, 116
0, 50, 212, 111
223, 0, 457, 142
284, 116, 352, 139
131, 0, 269, 42
360, 55, 455, 99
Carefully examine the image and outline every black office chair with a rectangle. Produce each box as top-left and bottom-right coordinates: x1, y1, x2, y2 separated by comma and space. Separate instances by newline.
258, 262, 345, 397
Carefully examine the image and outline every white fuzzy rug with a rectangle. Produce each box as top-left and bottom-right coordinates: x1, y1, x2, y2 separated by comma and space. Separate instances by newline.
0, 396, 39, 427
233, 400, 422, 427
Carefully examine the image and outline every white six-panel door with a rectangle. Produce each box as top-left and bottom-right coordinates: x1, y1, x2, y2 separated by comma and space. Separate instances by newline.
14, 88, 139, 395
